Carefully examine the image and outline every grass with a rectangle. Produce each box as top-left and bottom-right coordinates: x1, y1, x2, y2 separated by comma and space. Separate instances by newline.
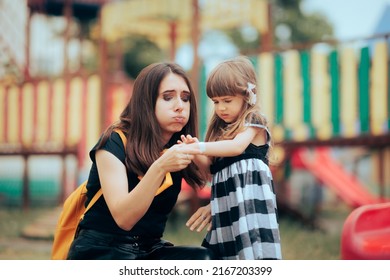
0, 208, 49, 238
0, 202, 351, 260
165, 202, 350, 260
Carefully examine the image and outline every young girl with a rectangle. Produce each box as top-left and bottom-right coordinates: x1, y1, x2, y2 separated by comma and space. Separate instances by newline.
182, 56, 282, 260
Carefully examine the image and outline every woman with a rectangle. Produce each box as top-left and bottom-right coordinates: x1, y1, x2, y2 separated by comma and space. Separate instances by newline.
67, 62, 214, 260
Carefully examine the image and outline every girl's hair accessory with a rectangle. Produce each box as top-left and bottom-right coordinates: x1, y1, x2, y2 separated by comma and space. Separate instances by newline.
247, 82, 256, 105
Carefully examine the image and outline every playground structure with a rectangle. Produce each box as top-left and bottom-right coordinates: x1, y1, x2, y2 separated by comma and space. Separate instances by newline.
291, 147, 384, 209
0, 0, 389, 259
1, 0, 389, 207
0, 0, 272, 208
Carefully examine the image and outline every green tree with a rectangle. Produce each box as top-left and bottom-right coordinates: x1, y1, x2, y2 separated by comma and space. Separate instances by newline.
122, 36, 166, 79
226, 0, 334, 52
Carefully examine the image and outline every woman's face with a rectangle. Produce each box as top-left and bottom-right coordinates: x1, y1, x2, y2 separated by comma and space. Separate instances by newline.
155, 72, 191, 143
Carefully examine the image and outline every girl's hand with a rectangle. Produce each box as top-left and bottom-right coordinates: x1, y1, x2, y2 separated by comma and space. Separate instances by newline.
177, 134, 199, 145
186, 203, 212, 232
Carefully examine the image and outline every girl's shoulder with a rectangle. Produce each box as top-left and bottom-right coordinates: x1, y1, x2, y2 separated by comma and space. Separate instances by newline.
244, 111, 270, 143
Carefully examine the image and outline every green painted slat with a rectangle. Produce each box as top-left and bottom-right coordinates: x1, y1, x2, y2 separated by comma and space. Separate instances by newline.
249, 55, 258, 70
359, 47, 370, 133
329, 50, 340, 136
300, 51, 316, 138
274, 54, 283, 125
300, 51, 311, 124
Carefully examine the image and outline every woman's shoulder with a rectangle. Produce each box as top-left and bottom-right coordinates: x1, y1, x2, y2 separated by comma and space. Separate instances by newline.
89, 130, 126, 163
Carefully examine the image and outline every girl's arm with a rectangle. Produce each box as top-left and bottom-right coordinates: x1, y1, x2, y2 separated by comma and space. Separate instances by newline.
96, 144, 198, 231
189, 126, 264, 158
179, 135, 212, 172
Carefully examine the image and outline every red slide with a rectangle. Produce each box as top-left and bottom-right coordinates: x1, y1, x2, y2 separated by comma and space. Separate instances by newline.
294, 147, 382, 208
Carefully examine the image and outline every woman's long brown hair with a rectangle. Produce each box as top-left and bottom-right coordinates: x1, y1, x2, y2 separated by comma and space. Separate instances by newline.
97, 62, 206, 189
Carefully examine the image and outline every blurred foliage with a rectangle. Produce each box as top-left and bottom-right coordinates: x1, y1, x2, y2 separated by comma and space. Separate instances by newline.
226, 0, 334, 51
8, 0, 334, 82
273, 0, 334, 43
119, 0, 334, 76
121, 36, 166, 79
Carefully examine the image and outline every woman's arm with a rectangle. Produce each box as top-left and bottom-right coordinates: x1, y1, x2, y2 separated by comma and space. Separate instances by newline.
96, 144, 199, 231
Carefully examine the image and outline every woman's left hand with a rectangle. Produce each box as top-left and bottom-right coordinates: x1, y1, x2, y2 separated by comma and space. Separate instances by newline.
186, 203, 212, 232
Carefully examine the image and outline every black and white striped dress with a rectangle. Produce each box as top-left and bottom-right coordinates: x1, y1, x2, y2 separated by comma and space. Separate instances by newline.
202, 124, 282, 260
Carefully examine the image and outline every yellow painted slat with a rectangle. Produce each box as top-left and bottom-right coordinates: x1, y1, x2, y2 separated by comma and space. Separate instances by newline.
111, 87, 127, 123
340, 47, 358, 137
21, 83, 34, 146
68, 77, 83, 146
0, 85, 5, 143
283, 50, 305, 140
370, 41, 388, 135
85, 75, 101, 168
311, 51, 331, 140
7, 86, 19, 143
258, 53, 274, 127
52, 79, 66, 144
36, 81, 49, 143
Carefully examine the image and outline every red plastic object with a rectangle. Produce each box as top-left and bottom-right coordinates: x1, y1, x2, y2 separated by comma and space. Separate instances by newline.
341, 202, 390, 260
181, 179, 211, 200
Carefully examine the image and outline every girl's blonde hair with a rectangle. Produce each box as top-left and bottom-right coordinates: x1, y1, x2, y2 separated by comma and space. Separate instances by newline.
205, 56, 268, 142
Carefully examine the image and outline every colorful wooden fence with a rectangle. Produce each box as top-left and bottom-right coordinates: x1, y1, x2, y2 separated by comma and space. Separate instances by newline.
199, 39, 389, 144
0, 74, 132, 206
198, 37, 390, 197
1, 36, 389, 207
0, 75, 132, 165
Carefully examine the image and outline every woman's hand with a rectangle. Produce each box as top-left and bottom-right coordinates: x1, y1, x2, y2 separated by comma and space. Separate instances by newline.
178, 134, 212, 176
155, 143, 200, 173
186, 203, 212, 232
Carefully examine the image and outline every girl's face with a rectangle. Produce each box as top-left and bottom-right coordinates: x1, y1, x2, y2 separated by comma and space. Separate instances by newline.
211, 95, 245, 124
155, 72, 191, 142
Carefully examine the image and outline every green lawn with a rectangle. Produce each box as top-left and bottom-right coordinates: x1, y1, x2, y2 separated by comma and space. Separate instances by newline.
165, 202, 350, 260
0, 202, 350, 260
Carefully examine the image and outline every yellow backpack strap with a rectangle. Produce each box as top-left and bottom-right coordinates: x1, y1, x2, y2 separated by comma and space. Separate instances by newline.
114, 128, 127, 150
84, 129, 127, 214
84, 188, 102, 213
